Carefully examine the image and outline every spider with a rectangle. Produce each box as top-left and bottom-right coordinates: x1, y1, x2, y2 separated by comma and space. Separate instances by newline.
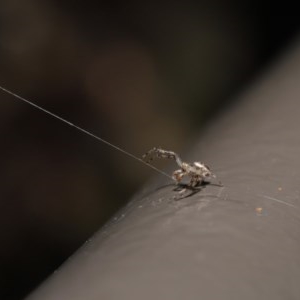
142, 147, 218, 187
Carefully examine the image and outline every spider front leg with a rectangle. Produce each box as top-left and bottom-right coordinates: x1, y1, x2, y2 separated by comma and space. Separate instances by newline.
142, 147, 183, 168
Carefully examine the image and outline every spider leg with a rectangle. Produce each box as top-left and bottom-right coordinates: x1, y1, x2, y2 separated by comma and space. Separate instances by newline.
142, 147, 163, 162
142, 147, 183, 167
172, 169, 186, 184
189, 175, 203, 187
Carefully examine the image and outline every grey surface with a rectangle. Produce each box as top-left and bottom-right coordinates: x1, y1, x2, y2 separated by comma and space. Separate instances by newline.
27, 41, 300, 300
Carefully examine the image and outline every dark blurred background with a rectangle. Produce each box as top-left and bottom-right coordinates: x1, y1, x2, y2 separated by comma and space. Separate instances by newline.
0, 1, 299, 299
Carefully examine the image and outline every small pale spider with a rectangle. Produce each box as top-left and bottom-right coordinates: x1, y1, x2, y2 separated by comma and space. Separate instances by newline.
142, 147, 217, 187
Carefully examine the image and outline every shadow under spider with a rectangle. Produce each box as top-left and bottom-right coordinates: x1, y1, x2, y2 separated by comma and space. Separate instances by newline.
173, 182, 223, 200
142, 181, 223, 201
172, 183, 206, 200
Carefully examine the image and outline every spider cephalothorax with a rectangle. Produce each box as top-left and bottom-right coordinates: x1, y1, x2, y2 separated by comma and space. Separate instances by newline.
142, 147, 216, 187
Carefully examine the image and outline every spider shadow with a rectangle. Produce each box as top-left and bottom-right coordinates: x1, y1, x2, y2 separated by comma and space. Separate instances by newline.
141, 182, 201, 200
142, 181, 223, 201
172, 181, 223, 201
172, 183, 206, 200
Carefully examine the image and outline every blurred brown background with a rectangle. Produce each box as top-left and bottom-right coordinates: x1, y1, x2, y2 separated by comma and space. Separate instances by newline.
0, 1, 299, 299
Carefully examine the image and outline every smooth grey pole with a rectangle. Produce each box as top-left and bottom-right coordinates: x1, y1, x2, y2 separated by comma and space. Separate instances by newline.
26, 40, 300, 300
